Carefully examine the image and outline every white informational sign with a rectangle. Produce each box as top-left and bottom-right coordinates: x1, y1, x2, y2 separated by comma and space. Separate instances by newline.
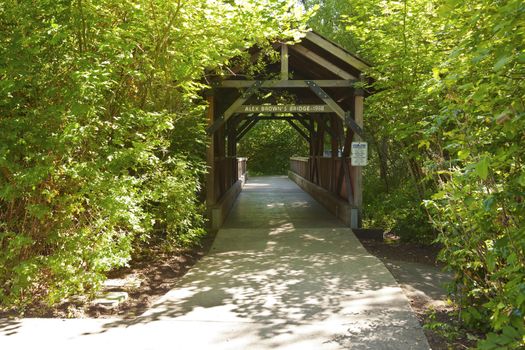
351, 142, 368, 166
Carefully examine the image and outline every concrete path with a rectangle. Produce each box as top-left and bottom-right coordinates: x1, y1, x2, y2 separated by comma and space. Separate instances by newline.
0, 176, 429, 349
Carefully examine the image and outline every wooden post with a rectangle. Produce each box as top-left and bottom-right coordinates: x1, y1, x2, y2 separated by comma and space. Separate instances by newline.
216, 123, 226, 198
206, 95, 216, 208
353, 89, 365, 226
339, 116, 354, 206
309, 115, 315, 182
228, 117, 238, 184
281, 44, 289, 80
330, 115, 339, 193
317, 114, 325, 186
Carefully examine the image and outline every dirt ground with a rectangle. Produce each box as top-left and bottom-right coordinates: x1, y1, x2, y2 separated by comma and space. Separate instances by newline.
0, 230, 218, 319
88, 230, 219, 319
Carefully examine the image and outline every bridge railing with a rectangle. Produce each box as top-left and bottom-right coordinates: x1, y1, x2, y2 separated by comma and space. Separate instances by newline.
290, 156, 353, 201
214, 157, 248, 199
290, 157, 309, 179
237, 157, 247, 182
208, 157, 247, 230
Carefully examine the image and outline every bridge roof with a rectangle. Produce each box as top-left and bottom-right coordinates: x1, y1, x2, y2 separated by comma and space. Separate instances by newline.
210, 30, 371, 111
288, 31, 370, 80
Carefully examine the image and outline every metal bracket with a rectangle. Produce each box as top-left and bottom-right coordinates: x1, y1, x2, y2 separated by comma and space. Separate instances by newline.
305, 80, 329, 99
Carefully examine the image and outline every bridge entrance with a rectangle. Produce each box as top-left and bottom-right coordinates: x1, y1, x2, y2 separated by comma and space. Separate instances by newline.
205, 31, 371, 229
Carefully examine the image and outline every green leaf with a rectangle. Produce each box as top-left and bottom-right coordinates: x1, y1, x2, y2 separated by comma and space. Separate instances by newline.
472, 49, 490, 64
458, 149, 470, 160
518, 173, 525, 187
494, 56, 511, 71
486, 252, 496, 272
432, 191, 447, 200
502, 325, 520, 339
432, 67, 440, 79
483, 196, 495, 211
475, 157, 490, 180
418, 140, 430, 149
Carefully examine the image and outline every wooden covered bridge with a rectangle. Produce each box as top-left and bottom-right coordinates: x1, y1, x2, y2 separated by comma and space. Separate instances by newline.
205, 31, 371, 230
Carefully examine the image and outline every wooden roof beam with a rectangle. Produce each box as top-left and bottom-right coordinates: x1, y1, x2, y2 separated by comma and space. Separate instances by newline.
305, 32, 370, 71
218, 80, 356, 88
289, 45, 357, 80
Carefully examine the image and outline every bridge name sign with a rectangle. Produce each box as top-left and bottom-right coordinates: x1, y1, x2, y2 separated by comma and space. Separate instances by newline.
237, 105, 331, 113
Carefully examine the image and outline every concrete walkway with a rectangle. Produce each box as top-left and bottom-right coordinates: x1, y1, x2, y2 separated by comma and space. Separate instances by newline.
0, 176, 429, 349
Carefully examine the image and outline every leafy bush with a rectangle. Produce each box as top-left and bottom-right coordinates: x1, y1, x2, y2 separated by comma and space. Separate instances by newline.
0, 0, 308, 308
423, 2, 525, 348
362, 141, 435, 243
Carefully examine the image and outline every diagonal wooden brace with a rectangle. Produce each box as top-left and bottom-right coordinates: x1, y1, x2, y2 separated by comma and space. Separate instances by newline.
237, 118, 260, 141
286, 119, 310, 142
306, 80, 364, 138
206, 80, 263, 135
345, 112, 364, 137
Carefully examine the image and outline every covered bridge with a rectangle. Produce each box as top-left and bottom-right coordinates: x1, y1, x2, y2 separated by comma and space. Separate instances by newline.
205, 31, 371, 229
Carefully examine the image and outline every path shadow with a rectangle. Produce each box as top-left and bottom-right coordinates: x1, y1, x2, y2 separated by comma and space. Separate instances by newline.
83, 225, 426, 348
76, 176, 427, 348
0, 318, 21, 336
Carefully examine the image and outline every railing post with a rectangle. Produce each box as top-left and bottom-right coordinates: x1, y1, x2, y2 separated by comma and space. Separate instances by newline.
206, 95, 216, 207
237, 157, 247, 183
353, 88, 365, 227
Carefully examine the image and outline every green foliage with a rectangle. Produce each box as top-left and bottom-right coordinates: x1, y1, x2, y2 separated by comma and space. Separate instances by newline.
424, 2, 525, 348
238, 121, 308, 175
306, 0, 525, 347
309, 0, 443, 242
424, 310, 463, 342
0, 0, 307, 308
